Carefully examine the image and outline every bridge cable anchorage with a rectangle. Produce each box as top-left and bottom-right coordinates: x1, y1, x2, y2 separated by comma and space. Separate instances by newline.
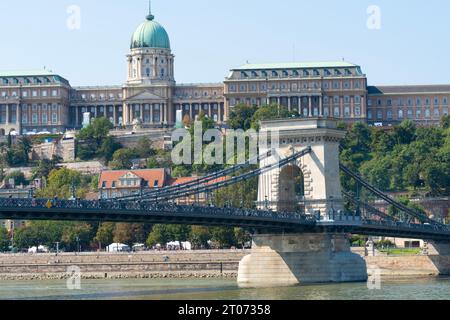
113, 149, 276, 201
134, 147, 312, 203
340, 163, 448, 230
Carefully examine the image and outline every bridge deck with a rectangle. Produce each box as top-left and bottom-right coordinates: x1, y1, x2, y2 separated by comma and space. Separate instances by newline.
0, 198, 449, 241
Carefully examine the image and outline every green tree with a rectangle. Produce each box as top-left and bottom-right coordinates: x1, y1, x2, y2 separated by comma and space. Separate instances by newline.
134, 137, 155, 158
210, 227, 236, 248
251, 104, 294, 130
113, 223, 135, 245
228, 104, 258, 130
234, 228, 251, 249
109, 148, 135, 170
99, 136, 122, 162
76, 117, 114, 161
61, 223, 94, 251
36, 168, 87, 199
5, 170, 27, 186
94, 222, 115, 249
31, 157, 60, 180
188, 226, 211, 249
0, 227, 9, 252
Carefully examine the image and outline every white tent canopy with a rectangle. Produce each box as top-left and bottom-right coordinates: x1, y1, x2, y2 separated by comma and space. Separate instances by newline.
106, 243, 130, 252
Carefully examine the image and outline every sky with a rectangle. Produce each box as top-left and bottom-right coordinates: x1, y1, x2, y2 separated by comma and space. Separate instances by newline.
0, 0, 449, 86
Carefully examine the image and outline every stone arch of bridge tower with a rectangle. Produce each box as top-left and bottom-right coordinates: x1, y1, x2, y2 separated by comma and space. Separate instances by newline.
272, 156, 313, 212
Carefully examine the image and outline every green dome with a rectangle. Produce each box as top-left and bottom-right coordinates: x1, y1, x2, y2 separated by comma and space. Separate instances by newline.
130, 15, 170, 50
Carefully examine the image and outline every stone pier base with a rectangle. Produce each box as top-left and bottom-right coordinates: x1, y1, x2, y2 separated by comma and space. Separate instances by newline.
238, 233, 368, 287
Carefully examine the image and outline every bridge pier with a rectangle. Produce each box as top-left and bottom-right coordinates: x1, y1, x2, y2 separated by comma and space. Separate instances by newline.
238, 233, 368, 287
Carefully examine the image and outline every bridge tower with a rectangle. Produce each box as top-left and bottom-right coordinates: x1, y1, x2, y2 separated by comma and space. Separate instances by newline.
239, 118, 367, 287
257, 118, 345, 216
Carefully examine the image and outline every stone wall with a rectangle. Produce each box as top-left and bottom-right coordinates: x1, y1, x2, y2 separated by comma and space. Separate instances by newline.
0, 250, 248, 279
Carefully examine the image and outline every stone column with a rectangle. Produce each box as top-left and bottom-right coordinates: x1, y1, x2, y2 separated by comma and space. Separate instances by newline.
16, 104, 21, 133
5, 104, 9, 124
218, 103, 222, 123
140, 104, 144, 121
160, 103, 163, 124
113, 106, 117, 126
308, 96, 312, 117
94, 106, 98, 118
208, 103, 212, 118
189, 103, 193, 121
277, 97, 281, 106
319, 96, 323, 117
361, 96, 366, 119
340, 96, 344, 119
288, 97, 291, 111
150, 104, 154, 124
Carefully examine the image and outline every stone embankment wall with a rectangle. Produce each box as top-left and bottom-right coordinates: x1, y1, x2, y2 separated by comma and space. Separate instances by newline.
0, 250, 248, 280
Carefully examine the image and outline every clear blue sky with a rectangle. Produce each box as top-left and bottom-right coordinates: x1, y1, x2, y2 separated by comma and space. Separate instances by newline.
0, 0, 448, 86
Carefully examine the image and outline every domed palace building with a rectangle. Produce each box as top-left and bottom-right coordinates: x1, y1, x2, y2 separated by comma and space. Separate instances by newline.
0, 3, 449, 135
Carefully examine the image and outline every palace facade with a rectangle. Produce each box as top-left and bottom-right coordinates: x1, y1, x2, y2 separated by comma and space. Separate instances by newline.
0, 6, 449, 136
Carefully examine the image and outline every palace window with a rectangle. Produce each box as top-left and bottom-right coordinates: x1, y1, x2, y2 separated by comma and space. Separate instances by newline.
303, 70, 309, 77
42, 113, 48, 124
323, 107, 329, 116
22, 114, 28, 124
416, 98, 422, 106
444, 98, 448, 105
344, 81, 350, 89
333, 81, 340, 89
239, 84, 246, 92
355, 96, 361, 104
229, 85, 236, 92
407, 99, 413, 106
387, 99, 392, 106
32, 114, 38, 124
313, 69, 320, 76
355, 106, 361, 117
22, 91, 28, 98
354, 81, 361, 89
425, 109, 431, 118
42, 90, 47, 97
42, 104, 47, 111
407, 109, 413, 118
377, 110, 383, 119
434, 108, 440, 117
344, 106, 350, 117
250, 84, 257, 92
398, 98, 404, 106
334, 107, 340, 117
398, 110, 404, 119
52, 113, 58, 124
416, 109, 422, 118
425, 98, 430, 105
272, 71, 278, 77
344, 96, 350, 104
443, 108, 449, 115
368, 110, 373, 119
52, 90, 58, 97
32, 91, 37, 97
387, 109, 393, 119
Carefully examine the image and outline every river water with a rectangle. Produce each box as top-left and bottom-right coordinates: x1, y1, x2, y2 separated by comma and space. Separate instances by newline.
0, 277, 449, 300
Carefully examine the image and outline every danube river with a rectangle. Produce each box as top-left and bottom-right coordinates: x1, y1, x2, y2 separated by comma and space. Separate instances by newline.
0, 277, 449, 300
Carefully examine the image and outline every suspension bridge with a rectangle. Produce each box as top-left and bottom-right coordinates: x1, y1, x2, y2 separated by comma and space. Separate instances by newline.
0, 118, 449, 286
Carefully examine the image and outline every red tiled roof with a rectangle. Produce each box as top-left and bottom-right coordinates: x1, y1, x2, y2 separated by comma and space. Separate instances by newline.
168, 176, 228, 186
98, 169, 166, 189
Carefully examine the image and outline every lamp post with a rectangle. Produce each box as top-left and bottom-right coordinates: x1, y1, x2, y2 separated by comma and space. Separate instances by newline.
76, 236, 80, 253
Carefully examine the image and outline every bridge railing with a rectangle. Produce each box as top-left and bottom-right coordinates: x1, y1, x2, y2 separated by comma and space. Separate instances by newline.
0, 198, 316, 225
